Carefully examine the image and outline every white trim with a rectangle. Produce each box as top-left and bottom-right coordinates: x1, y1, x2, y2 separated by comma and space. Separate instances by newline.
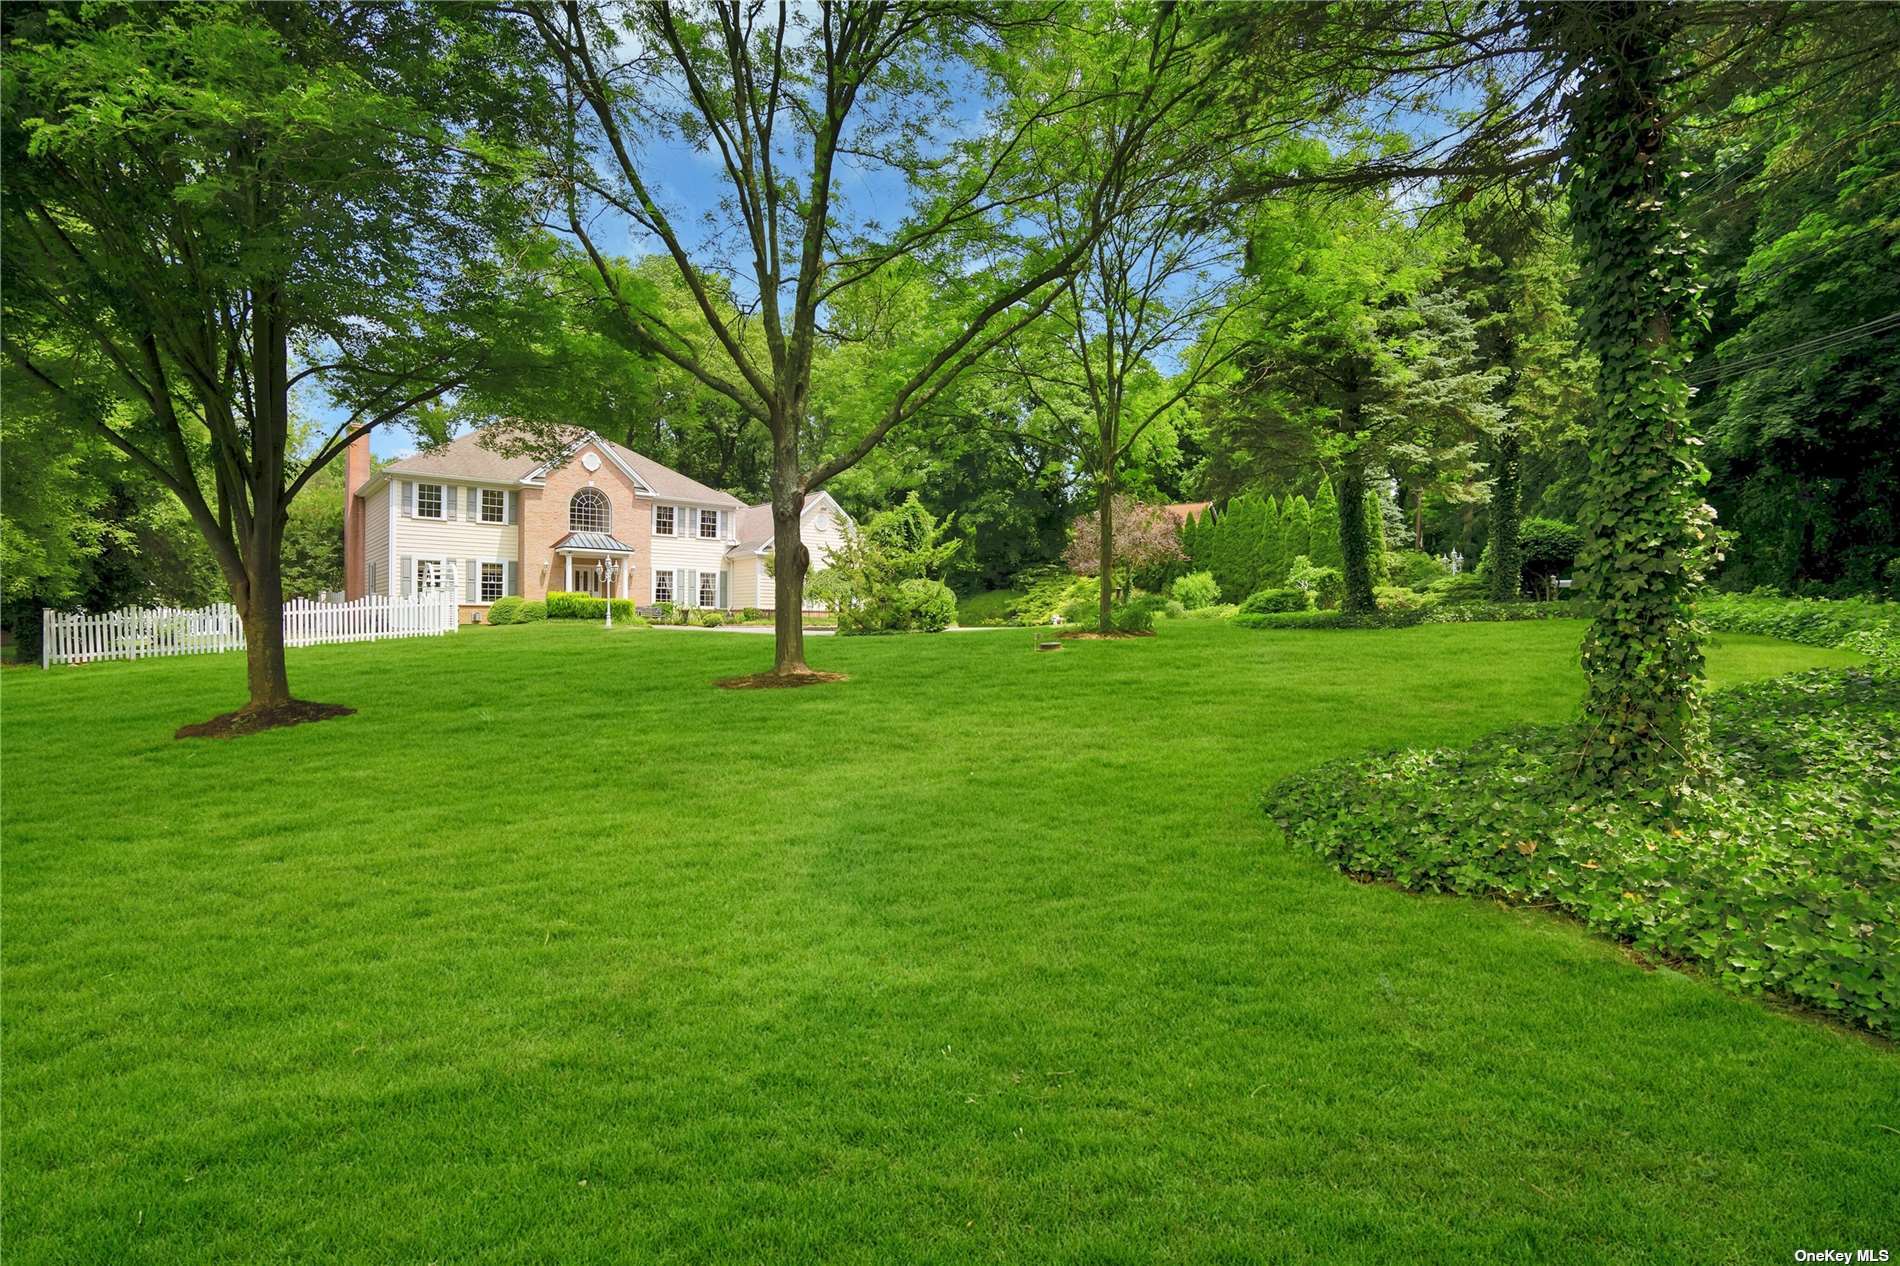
652, 567, 677, 605
414, 481, 448, 520
478, 560, 506, 603
567, 486, 612, 533
522, 431, 655, 494
740, 491, 854, 556
385, 483, 397, 595
413, 555, 450, 594
479, 487, 507, 525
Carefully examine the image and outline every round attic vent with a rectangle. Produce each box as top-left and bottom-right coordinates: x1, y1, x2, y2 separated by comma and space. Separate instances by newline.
580, 451, 602, 472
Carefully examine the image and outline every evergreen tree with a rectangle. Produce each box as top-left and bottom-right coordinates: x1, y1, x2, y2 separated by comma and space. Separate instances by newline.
1261, 495, 1287, 587
1282, 494, 1312, 564
1308, 477, 1344, 569
1364, 491, 1389, 586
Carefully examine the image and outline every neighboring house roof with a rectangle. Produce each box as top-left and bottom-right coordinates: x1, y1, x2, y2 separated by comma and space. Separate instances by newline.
375, 428, 744, 507
727, 491, 852, 557
552, 531, 633, 554
1163, 501, 1213, 522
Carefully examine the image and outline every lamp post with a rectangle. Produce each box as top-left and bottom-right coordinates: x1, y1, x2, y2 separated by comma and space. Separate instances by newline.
596, 558, 618, 627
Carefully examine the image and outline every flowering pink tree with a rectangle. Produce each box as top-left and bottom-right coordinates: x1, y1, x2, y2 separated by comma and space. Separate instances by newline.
1065, 495, 1185, 623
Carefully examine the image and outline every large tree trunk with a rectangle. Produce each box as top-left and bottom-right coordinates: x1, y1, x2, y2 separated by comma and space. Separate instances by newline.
1486, 428, 1523, 601
770, 466, 811, 677
1337, 460, 1376, 614
237, 547, 292, 711
1096, 455, 1116, 634
1561, 2, 1708, 787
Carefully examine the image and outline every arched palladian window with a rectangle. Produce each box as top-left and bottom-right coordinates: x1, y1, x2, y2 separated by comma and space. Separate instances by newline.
569, 488, 610, 532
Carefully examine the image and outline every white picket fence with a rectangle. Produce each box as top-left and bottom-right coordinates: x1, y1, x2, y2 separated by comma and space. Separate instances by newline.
41, 592, 458, 668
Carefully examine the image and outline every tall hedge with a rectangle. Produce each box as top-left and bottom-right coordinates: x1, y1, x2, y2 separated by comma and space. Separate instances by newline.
1308, 479, 1343, 571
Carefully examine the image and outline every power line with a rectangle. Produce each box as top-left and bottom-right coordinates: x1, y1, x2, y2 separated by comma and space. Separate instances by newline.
1686, 309, 1900, 385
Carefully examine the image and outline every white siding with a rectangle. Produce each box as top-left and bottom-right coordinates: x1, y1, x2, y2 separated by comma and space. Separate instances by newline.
364, 484, 391, 596
803, 505, 849, 570
725, 556, 768, 609
394, 486, 519, 562
747, 501, 850, 610
649, 500, 736, 605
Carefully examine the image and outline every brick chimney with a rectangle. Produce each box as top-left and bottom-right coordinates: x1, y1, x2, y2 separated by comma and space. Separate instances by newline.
343, 427, 371, 599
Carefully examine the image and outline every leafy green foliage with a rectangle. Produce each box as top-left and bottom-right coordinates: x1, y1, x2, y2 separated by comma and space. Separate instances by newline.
545, 592, 635, 622
485, 596, 526, 626
516, 600, 546, 623
1698, 594, 1897, 657
1697, 77, 1899, 596
1557, 6, 1715, 787
894, 580, 957, 633
1268, 668, 1900, 1035
1170, 571, 1221, 610
1238, 588, 1306, 615
955, 588, 1026, 627
820, 494, 962, 635
1236, 600, 1587, 632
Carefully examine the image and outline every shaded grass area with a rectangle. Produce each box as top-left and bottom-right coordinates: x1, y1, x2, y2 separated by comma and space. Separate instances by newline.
2, 621, 1891, 1263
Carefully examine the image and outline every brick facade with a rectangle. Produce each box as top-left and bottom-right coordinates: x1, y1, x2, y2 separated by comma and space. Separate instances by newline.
514, 442, 652, 602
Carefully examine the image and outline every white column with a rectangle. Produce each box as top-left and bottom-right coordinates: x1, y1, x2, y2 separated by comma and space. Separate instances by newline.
564, 554, 573, 592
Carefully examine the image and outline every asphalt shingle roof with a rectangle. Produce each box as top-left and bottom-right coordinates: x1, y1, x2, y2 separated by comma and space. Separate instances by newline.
380, 428, 745, 508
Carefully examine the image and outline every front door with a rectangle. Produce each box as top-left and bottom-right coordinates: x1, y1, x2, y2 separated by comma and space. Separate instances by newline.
572, 562, 601, 597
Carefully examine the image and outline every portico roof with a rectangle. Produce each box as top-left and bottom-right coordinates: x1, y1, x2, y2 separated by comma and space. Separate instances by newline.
552, 531, 634, 555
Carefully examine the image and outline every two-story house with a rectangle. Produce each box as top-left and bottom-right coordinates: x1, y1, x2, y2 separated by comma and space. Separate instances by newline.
343, 428, 851, 623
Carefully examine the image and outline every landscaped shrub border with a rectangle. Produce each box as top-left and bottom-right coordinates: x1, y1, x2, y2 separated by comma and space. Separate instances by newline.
544, 592, 636, 621
1266, 667, 1900, 1035
1233, 600, 1588, 630
1699, 593, 1897, 658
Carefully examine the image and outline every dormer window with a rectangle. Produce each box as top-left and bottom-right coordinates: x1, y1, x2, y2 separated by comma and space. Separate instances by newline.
569, 488, 610, 532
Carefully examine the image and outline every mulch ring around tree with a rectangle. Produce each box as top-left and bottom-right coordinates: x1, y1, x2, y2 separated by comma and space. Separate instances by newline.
175, 700, 356, 740
714, 670, 849, 690
1051, 630, 1157, 640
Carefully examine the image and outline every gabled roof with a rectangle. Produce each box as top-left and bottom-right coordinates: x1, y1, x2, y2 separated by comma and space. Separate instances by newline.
728, 490, 852, 556
371, 428, 743, 507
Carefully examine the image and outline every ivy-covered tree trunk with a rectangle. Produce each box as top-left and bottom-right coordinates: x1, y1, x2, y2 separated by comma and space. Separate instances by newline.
1337, 458, 1376, 614
1560, 2, 1712, 787
1485, 428, 1523, 601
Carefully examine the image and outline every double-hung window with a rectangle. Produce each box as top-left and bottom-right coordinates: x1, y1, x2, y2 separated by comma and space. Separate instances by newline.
480, 489, 506, 524
415, 483, 445, 519
480, 562, 505, 602
655, 505, 676, 536
698, 571, 718, 608
698, 509, 720, 539
416, 558, 444, 591
654, 569, 675, 604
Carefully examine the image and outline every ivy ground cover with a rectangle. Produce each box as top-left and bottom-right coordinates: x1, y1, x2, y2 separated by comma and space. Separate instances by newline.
3, 621, 1893, 1263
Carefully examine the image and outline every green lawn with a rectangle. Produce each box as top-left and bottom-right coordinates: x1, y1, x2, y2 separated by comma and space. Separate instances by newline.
3, 620, 1892, 1263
